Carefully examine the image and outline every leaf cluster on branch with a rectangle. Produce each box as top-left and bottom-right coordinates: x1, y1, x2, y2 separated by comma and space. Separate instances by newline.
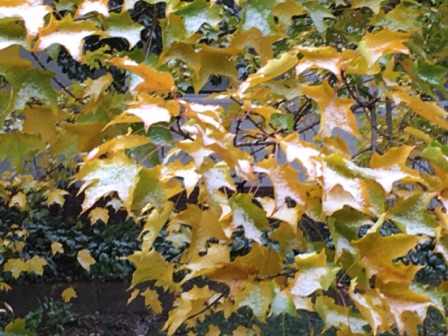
0, 0, 448, 335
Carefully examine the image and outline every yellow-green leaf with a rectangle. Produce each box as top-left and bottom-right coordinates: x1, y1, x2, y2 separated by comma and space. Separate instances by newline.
77, 249, 96, 272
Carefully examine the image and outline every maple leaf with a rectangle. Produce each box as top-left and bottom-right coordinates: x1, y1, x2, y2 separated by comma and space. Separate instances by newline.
295, 46, 342, 79
352, 227, 423, 284
229, 194, 269, 243
23, 107, 67, 145
110, 57, 175, 92
73, 153, 141, 212
0, 0, 50, 38
173, 0, 221, 37
51, 241, 64, 256
77, 249, 96, 272
352, 0, 382, 14
302, 79, 360, 139
239, 52, 298, 94
141, 288, 163, 314
128, 249, 176, 290
75, 0, 109, 18
9, 192, 27, 211
254, 158, 307, 210
230, 28, 281, 64
4, 258, 28, 279
287, 250, 339, 297
103, 12, 144, 48
315, 296, 368, 334
358, 28, 411, 69
85, 134, 149, 162
141, 202, 174, 252
26, 256, 48, 276
35, 14, 102, 61
88, 207, 110, 225
236, 281, 272, 321
239, 0, 277, 36
0, 21, 27, 50
61, 287, 77, 303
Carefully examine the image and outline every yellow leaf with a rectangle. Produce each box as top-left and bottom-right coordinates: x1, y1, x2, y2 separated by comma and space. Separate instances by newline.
232, 325, 261, 336
26, 256, 48, 276
0, 0, 50, 38
106, 94, 174, 132
110, 56, 175, 92
3, 258, 29, 279
77, 249, 96, 272
254, 158, 308, 211
141, 202, 174, 252
88, 207, 110, 225
352, 228, 423, 284
239, 52, 298, 94
206, 325, 221, 336
287, 250, 338, 296
9, 192, 27, 211
393, 91, 448, 130
352, 0, 382, 14
85, 134, 150, 162
230, 28, 281, 64
358, 28, 411, 69
302, 79, 360, 139
236, 281, 272, 321
35, 14, 102, 61
51, 241, 64, 256
127, 289, 140, 304
46, 188, 69, 207
0, 282, 12, 292
61, 286, 77, 303
141, 288, 163, 314
128, 249, 176, 290
295, 46, 342, 79
23, 107, 67, 145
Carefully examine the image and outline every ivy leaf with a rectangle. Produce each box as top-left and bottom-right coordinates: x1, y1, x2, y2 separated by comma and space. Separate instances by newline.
239, 0, 277, 36
35, 14, 102, 61
141, 288, 163, 314
230, 194, 269, 243
173, 0, 221, 36
0, 134, 44, 173
51, 241, 64, 256
77, 249, 96, 272
61, 287, 77, 303
103, 12, 144, 48
88, 207, 110, 225
352, 227, 423, 284
110, 57, 175, 92
302, 79, 360, 139
26, 256, 48, 276
0, 0, 50, 38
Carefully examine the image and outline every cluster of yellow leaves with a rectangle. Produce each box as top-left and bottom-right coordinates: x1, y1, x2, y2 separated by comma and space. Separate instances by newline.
0, 0, 448, 335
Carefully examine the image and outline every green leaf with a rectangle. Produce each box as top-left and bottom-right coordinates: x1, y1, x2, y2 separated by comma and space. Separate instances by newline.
302, 1, 335, 33
0, 20, 27, 50
103, 12, 145, 48
0, 133, 45, 172
173, 0, 221, 37
239, 0, 277, 36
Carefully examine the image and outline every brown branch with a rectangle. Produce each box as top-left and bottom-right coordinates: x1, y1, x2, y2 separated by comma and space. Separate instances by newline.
144, 4, 159, 58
